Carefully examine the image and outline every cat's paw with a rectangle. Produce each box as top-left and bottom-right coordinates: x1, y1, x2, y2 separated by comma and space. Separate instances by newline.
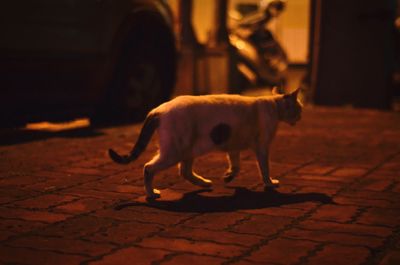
198, 178, 213, 188
146, 189, 161, 200
264, 178, 280, 188
223, 171, 236, 183
186, 175, 213, 188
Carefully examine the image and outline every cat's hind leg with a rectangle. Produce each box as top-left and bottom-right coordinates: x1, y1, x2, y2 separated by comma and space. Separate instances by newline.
223, 151, 240, 183
144, 154, 179, 199
179, 158, 212, 188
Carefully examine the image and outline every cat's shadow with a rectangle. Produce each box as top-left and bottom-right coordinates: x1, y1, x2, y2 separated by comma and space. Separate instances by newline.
115, 187, 334, 213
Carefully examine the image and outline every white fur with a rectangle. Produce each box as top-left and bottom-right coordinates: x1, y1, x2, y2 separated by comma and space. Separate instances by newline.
139, 92, 301, 199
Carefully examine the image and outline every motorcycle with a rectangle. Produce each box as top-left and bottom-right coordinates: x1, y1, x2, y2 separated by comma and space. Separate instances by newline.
229, 0, 288, 92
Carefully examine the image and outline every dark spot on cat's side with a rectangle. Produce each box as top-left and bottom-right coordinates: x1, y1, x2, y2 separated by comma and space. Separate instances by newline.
210, 123, 231, 145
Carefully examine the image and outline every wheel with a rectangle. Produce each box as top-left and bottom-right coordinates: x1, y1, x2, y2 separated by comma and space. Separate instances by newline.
111, 52, 163, 121
92, 12, 176, 126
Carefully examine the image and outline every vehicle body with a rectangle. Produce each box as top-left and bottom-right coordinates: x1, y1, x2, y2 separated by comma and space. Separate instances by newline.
0, 0, 177, 127
229, 0, 288, 90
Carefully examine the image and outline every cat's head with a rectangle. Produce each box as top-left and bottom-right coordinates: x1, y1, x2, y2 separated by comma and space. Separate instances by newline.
274, 87, 303, 126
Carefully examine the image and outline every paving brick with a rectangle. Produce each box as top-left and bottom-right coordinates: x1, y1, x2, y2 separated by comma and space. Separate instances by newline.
247, 238, 318, 264
34, 215, 115, 238
191, 184, 239, 197
8, 235, 115, 257
0, 218, 47, 234
0, 230, 14, 241
231, 215, 292, 236
393, 182, 400, 193
357, 207, 400, 227
99, 172, 140, 185
27, 175, 97, 192
307, 244, 370, 265
79, 182, 144, 195
396, 238, 400, 249
380, 161, 400, 172
231, 260, 274, 265
333, 196, 395, 208
0, 187, 41, 204
339, 190, 400, 203
274, 184, 300, 193
139, 236, 245, 258
379, 250, 400, 265
0, 174, 46, 187
88, 246, 170, 265
54, 197, 111, 214
283, 228, 384, 248
223, 174, 264, 188
299, 174, 352, 183
169, 180, 208, 192
69, 157, 111, 169
297, 164, 336, 175
296, 220, 392, 237
31, 170, 77, 179
352, 179, 394, 192
55, 166, 116, 177
12, 194, 78, 209
62, 187, 136, 200
281, 201, 320, 211
94, 208, 191, 226
240, 206, 306, 218
161, 226, 263, 247
330, 167, 368, 178
310, 204, 359, 223
160, 254, 226, 265
295, 185, 340, 196
0, 246, 86, 265
0, 207, 70, 223
364, 180, 393, 191
282, 178, 343, 189
85, 221, 162, 245
365, 170, 399, 181
183, 212, 249, 230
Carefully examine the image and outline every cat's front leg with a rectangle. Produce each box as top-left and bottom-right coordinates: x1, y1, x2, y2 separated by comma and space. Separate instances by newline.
255, 148, 279, 188
223, 151, 240, 183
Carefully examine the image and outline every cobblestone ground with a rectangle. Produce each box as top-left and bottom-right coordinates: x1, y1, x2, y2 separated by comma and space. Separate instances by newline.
0, 107, 399, 265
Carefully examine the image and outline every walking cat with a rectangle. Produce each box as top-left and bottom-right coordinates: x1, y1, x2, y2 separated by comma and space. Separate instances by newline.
109, 88, 302, 199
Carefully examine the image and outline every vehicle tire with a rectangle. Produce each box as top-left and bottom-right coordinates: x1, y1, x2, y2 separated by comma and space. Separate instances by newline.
92, 12, 176, 126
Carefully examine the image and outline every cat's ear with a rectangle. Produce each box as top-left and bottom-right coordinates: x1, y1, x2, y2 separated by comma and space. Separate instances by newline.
290, 88, 300, 98
272, 86, 280, 95
284, 88, 300, 99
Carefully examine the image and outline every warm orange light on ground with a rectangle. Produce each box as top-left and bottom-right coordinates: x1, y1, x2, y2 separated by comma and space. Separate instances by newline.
25, 118, 90, 132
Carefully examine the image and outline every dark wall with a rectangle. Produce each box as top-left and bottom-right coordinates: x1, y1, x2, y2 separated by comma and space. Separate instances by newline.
311, 0, 396, 109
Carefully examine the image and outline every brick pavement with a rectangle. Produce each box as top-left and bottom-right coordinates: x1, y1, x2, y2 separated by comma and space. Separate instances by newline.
0, 106, 399, 265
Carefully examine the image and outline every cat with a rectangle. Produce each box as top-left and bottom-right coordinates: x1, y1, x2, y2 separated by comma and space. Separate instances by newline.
108, 88, 302, 199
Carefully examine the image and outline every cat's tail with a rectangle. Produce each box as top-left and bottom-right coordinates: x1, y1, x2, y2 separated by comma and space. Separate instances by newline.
108, 113, 159, 164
